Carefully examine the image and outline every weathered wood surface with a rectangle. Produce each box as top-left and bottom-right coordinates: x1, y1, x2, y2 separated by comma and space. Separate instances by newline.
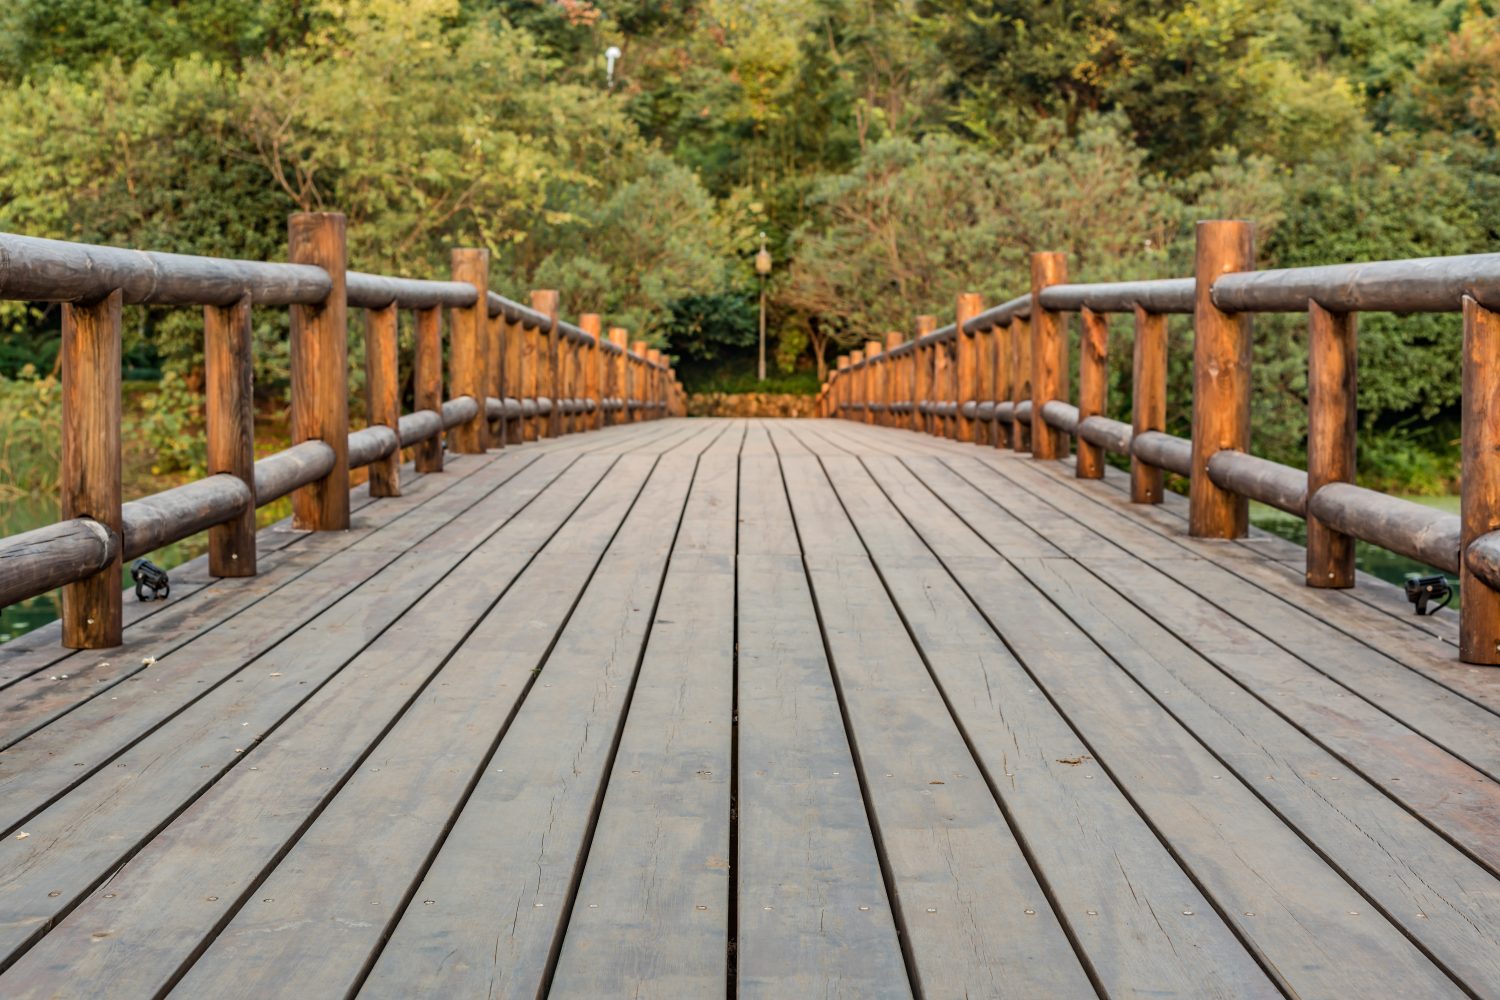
3, 418, 1499, 999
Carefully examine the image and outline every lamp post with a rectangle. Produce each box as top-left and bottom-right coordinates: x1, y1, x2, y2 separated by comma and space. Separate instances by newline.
755, 232, 772, 381
605, 46, 621, 90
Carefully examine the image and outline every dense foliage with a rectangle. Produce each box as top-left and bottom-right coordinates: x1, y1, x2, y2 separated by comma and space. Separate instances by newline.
0, 0, 1495, 489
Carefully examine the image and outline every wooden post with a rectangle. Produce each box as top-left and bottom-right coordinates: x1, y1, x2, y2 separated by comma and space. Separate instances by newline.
523, 325, 541, 440
205, 295, 255, 577
448, 248, 489, 454
413, 306, 444, 472
993, 319, 1011, 450
631, 341, 649, 422
976, 323, 995, 446
836, 355, 850, 420
1461, 297, 1500, 664
1306, 303, 1356, 587
1011, 311, 1032, 452
885, 331, 904, 427
1030, 252, 1069, 459
60, 290, 123, 648
609, 328, 629, 426
1130, 306, 1166, 502
289, 212, 349, 530
486, 306, 505, 448
863, 340, 882, 425
580, 315, 603, 431
558, 334, 573, 434
365, 304, 401, 496
915, 315, 936, 433
647, 349, 664, 417
502, 311, 524, 444
533, 290, 561, 437
1188, 220, 1255, 539
955, 293, 982, 442
1077, 307, 1109, 479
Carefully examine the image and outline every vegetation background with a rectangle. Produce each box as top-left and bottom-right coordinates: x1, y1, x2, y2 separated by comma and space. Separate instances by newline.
0, 0, 1496, 499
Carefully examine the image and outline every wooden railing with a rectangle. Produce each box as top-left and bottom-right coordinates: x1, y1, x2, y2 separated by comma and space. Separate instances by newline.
0, 213, 684, 649
818, 219, 1500, 665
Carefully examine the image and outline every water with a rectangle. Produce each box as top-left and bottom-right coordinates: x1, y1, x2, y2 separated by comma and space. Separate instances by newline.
1249, 495, 1459, 602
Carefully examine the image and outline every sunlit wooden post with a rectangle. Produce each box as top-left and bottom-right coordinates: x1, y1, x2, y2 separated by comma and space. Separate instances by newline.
290, 212, 349, 529
1189, 220, 1254, 539
532, 290, 561, 437
485, 300, 505, 448
864, 339, 882, 424
836, 354, 851, 420
1307, 303, 1356, 586
993, 317, 1011, 450
60, 289, 123, 648
609, 328, 629, 426
205, 295, 255, 577
631, 340, 649, 422
955, 293, 982, 442
976, 320, 995, 446
502, 309, 524, 444
885, 331, 904, 427
449, 248, 489, 454
365, 302, 401, 495
915, 315, 936, 433
647, 349, 663, 418
1030, 252, 1069, 459
1011, 309, 1032, 452
1461, 297, 1500, 664
1076, 307, 1109, 479
1130, 306, 1166, 502
413, 306, 444, 472
523, 324, 541, 440
580, 314, 603, 431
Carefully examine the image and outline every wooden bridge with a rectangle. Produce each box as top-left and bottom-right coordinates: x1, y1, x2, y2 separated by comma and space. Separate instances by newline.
3, 218, 1500, 998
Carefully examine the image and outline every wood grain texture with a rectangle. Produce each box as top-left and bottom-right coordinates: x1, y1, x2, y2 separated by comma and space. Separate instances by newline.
954, 294, 982, 442
412, 306, 443, 473
447, 248, 489, 454
1461, 296, 1500, 664
1130, 306, 1167, 502
1029, 252, 1070, 460
1011, 313, 1032, 452
534, 290, 562, 437
289, 212, 349, 531
59, 290, 123, 648
205, 296, 257, 576
364, 304, 401, 497
1076, 307, 1109, 479
1188, 220, 1254, 538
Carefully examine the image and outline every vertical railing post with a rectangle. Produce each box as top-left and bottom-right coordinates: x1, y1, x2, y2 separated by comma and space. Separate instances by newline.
502, 310, 524, 445
1461, 297, 1500, 664
647, 349, 664, 417
449, 248, 489, 454
414, 306, 444, 473
850, 349, 865, 423
486, 300, 505, 448
955, 294, 981, 442
205, 295, 256, 577
864, 339, 882, 425
1077, 307, 1109, 479
1030, 252, 1070, 460
523, 323, 541, 440
563, 334, 578, 434
580, 314, 603, 432
60, 289, 123, 648
1307, 303, 1356, 586
1011, 309, 1032, 452
993, 318, 1011, 450
289, 212, 349, 530
915, 315, 936, 433
1189, 220, 1255, 539
976, 320, 996, 446
631, 341, 649, 422
1130, 306, 1166, 502
365, 302, 401, 495
885, 331, 904, 427
533, 290, 561, 437
610, 328, 629, 425
836, 354, 851, 420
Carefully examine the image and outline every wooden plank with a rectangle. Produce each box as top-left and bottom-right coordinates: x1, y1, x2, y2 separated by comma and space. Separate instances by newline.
732, 423, 908, 997
161, 450, 684, 998
0, 450, 635, 977
795, 426, 1278, 999
761, 425, 1094, 998
360, 432, 731, 998
547, 429, 742, 997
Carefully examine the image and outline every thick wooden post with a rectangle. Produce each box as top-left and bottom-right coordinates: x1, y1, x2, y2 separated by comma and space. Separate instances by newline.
486, 305, 505, 448
448, 248, 489, 453
205, 295, 255, 577
885, 331, 904, 427
1130, 306, 1166, 502
609, 328, 629, 425
1189, 220, 1255, 539
1077, 307, 1109, 479
836, 355, 851, 420
289, 212, 349, 531
864, 340, 882, 424
631, 341, 649, 422
502, 312, 524, 444
647, 349, 664, 417
955, 293, 982, 442
580, 315, 603, 431
60, 290, 123, 648
1030, 252, 1070, 459
976, 323, 996, 445
533, 290, 561, 437
365, 304, 401, 496
1461, 297, 1500, 664
413, 306, 444, 473
993, 318, 1011, 450
850, 350, 865, 424
1306, 303, 1356, 586
1011, 311, 1032, 452
523, 325, 541, 440
915, 315, 936, 433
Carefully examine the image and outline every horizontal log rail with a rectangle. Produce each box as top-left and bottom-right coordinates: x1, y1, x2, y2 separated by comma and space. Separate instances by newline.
821, 223, 1500, 665
0, 218, 686, 648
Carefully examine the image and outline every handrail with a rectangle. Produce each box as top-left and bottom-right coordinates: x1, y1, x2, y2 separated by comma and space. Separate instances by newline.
0, 216, 686, 649
821, 232, 1500, 664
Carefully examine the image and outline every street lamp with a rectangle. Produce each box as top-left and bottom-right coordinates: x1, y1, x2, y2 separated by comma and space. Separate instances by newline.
755, 233, 772, 381
605, 46, 621, 90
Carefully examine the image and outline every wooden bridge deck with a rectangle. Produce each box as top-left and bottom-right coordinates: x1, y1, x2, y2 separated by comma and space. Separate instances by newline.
3, 417, 1500, 999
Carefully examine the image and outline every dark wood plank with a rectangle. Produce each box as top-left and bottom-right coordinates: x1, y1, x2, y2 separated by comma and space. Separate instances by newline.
357, 439, 720, 997
797, 426, 1280, 999
547, 428, 742, 997
732, 423, 908, 998
761, 425, 1095, 999
0, 449, 632, 980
